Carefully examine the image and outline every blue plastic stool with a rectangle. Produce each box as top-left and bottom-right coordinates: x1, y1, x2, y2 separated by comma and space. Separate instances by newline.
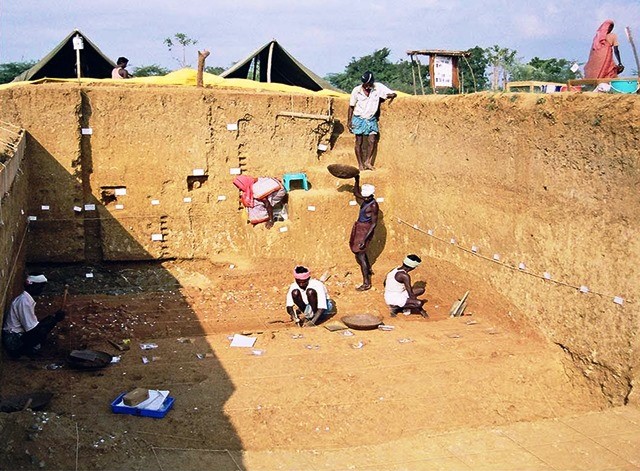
282, 172, 309, 191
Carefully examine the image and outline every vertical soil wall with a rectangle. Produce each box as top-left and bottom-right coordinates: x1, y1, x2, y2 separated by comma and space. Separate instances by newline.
0, 84, 637, 405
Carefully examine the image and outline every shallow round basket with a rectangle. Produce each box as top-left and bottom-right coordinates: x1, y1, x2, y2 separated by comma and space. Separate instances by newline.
68, 349, 113, 370
0, 391, 53, 413
327, 164, 360, 179
610, 80, 638, 94
341, 314, 383, 330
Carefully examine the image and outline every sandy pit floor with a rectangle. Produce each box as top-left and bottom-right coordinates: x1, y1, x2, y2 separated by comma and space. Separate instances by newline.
0, 255, 607, 470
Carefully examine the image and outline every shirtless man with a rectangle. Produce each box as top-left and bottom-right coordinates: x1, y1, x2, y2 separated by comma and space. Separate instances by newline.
349, 174, 378, 291
384, 254, 428, 318
112, 57, 132, 79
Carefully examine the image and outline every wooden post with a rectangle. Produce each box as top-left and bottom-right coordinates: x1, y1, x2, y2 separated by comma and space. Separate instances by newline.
197, 50, 210, 88
410, 55, 417, 95
416, 56, 425, 95
625, 27, 640, 81
429, 54, 436, 94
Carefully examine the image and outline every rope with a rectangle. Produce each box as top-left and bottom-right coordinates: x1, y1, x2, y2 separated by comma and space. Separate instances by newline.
396, 217, 631, 304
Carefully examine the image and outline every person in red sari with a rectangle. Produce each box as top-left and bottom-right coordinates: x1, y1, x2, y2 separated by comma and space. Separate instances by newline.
584, 20, 624, 79
233, 175, 286, 229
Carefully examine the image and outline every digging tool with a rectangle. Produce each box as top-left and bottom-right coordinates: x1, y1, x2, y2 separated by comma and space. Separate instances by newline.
61, 284, 69, 310
449, 291, 470, 317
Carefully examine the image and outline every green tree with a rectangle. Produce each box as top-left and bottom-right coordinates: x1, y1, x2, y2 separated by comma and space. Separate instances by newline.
486, 45, 518, 90
133, 64, 170, 77
0, 61, 36, 84
164, 33, 198, 68
510, 57, 579, 83
205, 66, 225, 75
459, 46, 490, 92
325, 48, 426, 94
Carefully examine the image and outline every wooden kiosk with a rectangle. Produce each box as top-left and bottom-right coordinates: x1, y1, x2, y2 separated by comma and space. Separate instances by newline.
406, 49, 471, 94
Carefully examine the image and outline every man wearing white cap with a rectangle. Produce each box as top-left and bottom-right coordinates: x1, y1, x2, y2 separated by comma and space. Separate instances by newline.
2, 273, 66, 358
285, 266, 334, 327
349, 174, 379, 291
384, 254, 428, 318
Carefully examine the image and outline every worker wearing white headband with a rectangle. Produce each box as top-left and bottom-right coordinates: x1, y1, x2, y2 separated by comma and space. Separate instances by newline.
2, 273, 66, 358
384, 254, 428, 318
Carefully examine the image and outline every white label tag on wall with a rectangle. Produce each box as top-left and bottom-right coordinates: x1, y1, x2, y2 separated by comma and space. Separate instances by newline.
193, 169, 205, 176
279, 226, 288, 233
229, 168, 241, 175
115, 188, 127, 196
427, 229, 433, 236
81, 128, 93, 135
317, 143, 328, 152
450, 238, 456, 245
151, 234, 163, 241
349, 200, 357, 206
613, 296, 624, 305
307, 205, 316, 211
151, 200, 160, 205
579, 285, 589, 293
376, 197, 384, 203
84, 204, 96, 211
471, 245, 478, 253
518, 262, 526, 270
227, 123, 238, 131
217, 195, 227, 201
115, 204, 124, 210
73, 206, 82, 212
493, 254, 500, 261
41, 205, 50, 211
183, 197, 192, 203
543, 272, 552, 280
85, 273, 94, 278
28, 216, 37, 221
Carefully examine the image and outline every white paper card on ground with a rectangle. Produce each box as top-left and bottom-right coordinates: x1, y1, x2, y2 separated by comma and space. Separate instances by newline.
115, 188, 127, 196
115, 204, 124, 210
376, 197, 384, 203
183, 197, 192, 203
192, 168, 205, 176
349, 200, 357, 206
613, 296, 624, 305
81, 128, 93, 135
229, 167, 242, 175
84, 204, 96, 211
307, 205, 316, 211
73, 206, 82, 212
151, 234, 163, 241
151, 200, 160, 205
227, 123, 238, 131
279, 226, 288, 233
579, 285, 589, 293
41, 205, 50, 211
317, 143, 328, 151
217, 195, 227, 201
230, 334, 257, 348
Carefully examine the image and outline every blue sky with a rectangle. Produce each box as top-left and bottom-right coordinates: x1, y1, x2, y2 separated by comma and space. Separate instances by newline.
1, 0, 639, 76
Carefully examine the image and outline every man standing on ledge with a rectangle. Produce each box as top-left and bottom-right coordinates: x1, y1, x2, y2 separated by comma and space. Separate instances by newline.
350, 175, 378, 291
347, 71, 396, 171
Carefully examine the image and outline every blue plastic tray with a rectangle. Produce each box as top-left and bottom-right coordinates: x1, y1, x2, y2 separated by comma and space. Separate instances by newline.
111, 392, 174, 418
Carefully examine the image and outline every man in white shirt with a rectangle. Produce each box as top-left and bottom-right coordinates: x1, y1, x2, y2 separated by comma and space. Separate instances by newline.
2, 274, 66, 358
286, 266, 334, 327
347, 71, 397, 171
384, 255, 428, 318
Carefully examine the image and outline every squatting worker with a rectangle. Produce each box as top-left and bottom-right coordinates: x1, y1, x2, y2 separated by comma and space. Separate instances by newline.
2, 274, 66, 358
112, 57, 132, 79
286, 266, 334, 327
233, 174, 287, 229
584, 20, 624, 79
384, 254, 428, 318
347, 71, 397, 171
350, 174, 378, 291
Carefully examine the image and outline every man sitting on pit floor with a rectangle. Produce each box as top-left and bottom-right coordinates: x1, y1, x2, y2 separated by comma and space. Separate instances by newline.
286, 266, 334, 327
383, 255, 428, 318
2, 274, 66, 358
